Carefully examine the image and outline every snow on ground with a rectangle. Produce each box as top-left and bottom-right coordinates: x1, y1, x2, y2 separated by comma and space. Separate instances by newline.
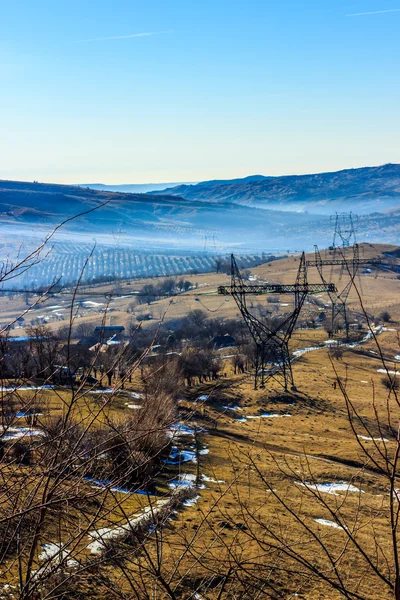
261, 413, 292, 418
83, 476, 140, 495
39, 543, 78, 567
183, 494, 201, 507
166, 447, 197, 465
126, 404, 143, 409
237, 413, 292, 422
0, 427, 45, 441
202, 474, 225, 484
293, 346, 321, 357
167, 422, 206, 439
0, 385, 55, 392
87, 499, 170, 554
297, 481, 363, 496
168, 473, 198, 489
358, 435, 389, 442
16, 411, 43, 418
83, 301, 104, 307
377, 369, 400, 376
315, 519, 345, 530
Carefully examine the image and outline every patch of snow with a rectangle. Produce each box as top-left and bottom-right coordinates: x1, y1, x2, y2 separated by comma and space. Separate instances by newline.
82, 476, 150, 495
167, 423, 203, 438
235, 417, 248, 423
183, 494, 201, 507
83, 301, 104, 307
198, 395, 209, 401
222, 405, 242, 411
202, 474, 225, 484
88, 499, 169, 554
168, 473, 197, 489
293, 346, 321, 357
166, 448, 197, 465
37, 543, 78, 571
315, 519, 344, 530
261, 413, 292, 418
16, 410, 42, 418
297, 481, 363, 496
244, 413, 292, 420
0, 427, 45, 441
358, 435, 389, 442
0, 385, 55, 391
377, 369, 400, 376
126, 404, 143, 410
395, 356, 400, 361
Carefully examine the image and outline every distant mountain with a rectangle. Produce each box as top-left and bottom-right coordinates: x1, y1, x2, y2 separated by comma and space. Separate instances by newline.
151, 164, 400, 215
1, 176, 400, 261
78, 182, 196, 194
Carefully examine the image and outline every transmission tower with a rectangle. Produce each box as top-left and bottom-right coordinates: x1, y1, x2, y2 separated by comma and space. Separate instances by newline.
218, 253, 336, 390
307, 213, 380, 339
331, 212, 358, 248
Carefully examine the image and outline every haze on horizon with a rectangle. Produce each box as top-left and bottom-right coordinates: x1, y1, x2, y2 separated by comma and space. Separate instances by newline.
1, 0, 399, 185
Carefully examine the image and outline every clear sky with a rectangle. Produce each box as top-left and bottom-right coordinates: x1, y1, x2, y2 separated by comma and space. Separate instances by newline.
1, 0, 399, 184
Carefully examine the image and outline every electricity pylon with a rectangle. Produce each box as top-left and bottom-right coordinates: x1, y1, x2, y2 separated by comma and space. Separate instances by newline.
218, 253, 336, 390
307, 213, 381, 339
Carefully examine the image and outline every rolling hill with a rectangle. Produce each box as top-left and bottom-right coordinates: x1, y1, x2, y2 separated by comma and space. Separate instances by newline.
0, 176, 400, 289
0, 172, 399, 259
78, 181, 195, 194
151, 164, 400, 215
0, 179, 329, 253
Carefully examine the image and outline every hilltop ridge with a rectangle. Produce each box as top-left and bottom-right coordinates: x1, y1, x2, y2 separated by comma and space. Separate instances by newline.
151, 164, 400, 214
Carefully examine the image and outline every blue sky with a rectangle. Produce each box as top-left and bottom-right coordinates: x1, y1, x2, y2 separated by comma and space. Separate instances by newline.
1, 0, 399, 183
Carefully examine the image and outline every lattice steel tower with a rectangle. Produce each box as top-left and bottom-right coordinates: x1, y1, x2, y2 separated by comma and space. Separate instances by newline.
218, 253, 336, 390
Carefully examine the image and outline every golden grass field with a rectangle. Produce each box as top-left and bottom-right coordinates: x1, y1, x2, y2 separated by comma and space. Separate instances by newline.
1, 242, 400, 598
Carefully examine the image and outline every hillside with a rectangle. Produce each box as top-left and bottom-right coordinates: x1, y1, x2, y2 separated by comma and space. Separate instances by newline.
152, 164, 400, 214
0, 179, 329, 253
78, 181, 195, 194
1, 178, 400, 291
